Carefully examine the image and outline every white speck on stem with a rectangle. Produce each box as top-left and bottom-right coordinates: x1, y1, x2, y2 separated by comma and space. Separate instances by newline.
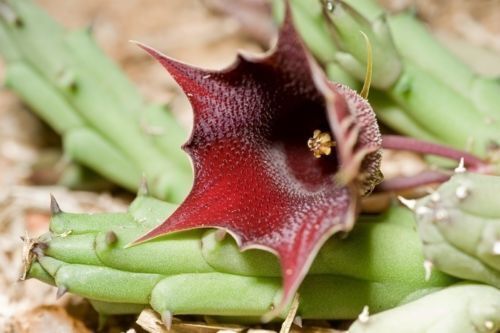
484, 320, 494, 330
455, 185, 469, 200
358, 306, 370, 324
430, 192, 440, 202
435, 209, 449, 221
424, 260, 433, 281
416, 206, 431, 217
493, 241, 500, 255
454, 158, 466, 173
398, 196, 416, 210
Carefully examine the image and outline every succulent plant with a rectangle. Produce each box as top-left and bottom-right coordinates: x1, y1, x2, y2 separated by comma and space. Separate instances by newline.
8, 0, 500, 329
0, 0, 192, 201
25, 194, 454, 324
348, 283, 500, 333
131, 3, 384, 314
274, 0, 500, 158
411, 172, 500, 288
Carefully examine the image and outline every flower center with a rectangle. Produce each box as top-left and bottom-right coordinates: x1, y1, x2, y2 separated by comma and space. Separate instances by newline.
307, 130, 336, 158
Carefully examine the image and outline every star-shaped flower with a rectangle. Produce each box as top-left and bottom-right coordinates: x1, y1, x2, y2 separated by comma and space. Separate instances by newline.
135, 6, 382, 315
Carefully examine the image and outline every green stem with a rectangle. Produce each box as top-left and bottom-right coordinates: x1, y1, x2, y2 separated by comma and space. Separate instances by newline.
0, 0, 192, 201
342, 0, 500, 126
63, 128, 142, 192
415, 172, 500, 288
28, 196, 456, 320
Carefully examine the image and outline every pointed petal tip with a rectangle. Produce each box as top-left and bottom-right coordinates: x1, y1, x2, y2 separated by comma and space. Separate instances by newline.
127, 226, 161, 248
123, 241, 134, 249
124, 235, 149, 249
132, 40, 169, 63
129, 39, 152, 51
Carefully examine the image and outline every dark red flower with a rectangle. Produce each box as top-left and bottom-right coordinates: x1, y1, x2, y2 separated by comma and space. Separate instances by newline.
135, 6, 382, 315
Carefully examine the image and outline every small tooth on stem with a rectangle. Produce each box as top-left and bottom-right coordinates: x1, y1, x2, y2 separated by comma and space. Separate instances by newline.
161, 310, 173, 331
105, 231, 118, 246
430, 192, 440, 202
56, 285, 68, 299
32, 246, 45, 258
424, 260, 433, 281
358, 305, 370, 324
455, 185, 469, 200
435, 209, 449, 221
493, 241, 500, 255
454, 157, 466, 173
325, 0, 335, 12
214, 229, 227, 242
416, 206, 431, 217
57, 69, 78, 91
484, 320, 494, 330
50, 194, 62, 215
398, 196, 416, 210
293, 316, 302, 328
138, 176, 149, 196
0, 2, 23, 27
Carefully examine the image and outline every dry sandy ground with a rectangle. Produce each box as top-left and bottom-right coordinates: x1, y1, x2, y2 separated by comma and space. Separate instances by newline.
0, 0, 499, 332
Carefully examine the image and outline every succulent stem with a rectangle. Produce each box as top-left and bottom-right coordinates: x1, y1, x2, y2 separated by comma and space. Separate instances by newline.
0, 0, 192, 202
27, 196, 456, 321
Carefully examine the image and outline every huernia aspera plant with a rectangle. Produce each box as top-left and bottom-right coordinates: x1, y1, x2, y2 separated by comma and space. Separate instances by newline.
132, 4, 383, 313
0, 0, 191, 202
274, 0, 500, 159
10, 0, 500, 330
25, 194, 455, 322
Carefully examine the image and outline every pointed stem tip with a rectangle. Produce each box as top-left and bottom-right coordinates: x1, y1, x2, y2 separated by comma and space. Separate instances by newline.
454, 158, 467, 173
50, 194, 62, 215
56, 285, 67, 299
138, 176, 150, 196
214, 229, 227, 242
358, 305, 370, 324
161, 310, 173, 331
423, 260, 433, 281
105, 231, 118, 246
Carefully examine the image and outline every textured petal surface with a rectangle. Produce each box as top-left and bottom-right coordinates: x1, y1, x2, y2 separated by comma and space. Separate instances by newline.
135, 7, 381, 314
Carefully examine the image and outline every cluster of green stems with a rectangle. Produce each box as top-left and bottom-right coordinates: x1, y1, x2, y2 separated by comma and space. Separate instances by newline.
0, 0, 192, 202
275, 0, 500, 159
3, 0, 500, 330
27, 193, 454, 322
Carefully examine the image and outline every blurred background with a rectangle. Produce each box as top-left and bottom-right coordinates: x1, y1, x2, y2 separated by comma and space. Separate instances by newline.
0, 0, 499, 332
